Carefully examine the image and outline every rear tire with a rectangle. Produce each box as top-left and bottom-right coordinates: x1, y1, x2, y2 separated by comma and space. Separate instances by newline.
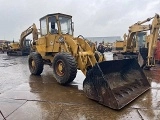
28, 52, 44, 75
7, 51, 11, 56
7, 51, 9, 56
52, 52, 77, 85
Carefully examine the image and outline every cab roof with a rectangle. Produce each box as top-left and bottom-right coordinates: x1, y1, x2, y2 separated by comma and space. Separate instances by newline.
39, 13, 72, 21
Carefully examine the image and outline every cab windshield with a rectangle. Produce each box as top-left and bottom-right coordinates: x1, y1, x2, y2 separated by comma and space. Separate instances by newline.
137, 32, 146, 48
59, 16, 72, 35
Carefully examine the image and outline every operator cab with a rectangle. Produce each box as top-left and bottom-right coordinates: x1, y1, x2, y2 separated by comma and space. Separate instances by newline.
39, 13, 74, 36
23, 39, 31, 47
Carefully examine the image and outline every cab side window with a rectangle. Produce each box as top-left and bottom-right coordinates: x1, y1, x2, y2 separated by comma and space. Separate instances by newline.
40, 18, 47, 36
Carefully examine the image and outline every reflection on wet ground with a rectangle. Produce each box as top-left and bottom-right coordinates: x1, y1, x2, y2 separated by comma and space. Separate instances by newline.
0, 53, 160, 120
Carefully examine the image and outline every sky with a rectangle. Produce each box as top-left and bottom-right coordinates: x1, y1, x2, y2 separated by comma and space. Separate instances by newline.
0, 0, 159, 41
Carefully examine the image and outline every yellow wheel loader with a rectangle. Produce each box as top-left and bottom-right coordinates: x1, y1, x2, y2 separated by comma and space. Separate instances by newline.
28, 13, 150, 109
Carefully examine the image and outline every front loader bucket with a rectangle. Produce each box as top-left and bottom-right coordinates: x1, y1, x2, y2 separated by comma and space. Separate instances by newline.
83, 59, 150, 109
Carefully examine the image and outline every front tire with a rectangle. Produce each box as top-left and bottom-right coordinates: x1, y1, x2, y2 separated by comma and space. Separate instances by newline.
28, 52, 44, 75
53, 52, 77, 85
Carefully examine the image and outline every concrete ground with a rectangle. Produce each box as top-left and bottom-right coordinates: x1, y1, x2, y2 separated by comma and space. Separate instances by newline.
0, 53, 160, 120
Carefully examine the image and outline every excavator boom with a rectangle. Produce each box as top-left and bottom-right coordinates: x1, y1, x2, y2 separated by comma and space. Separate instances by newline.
19, 24, 38, 49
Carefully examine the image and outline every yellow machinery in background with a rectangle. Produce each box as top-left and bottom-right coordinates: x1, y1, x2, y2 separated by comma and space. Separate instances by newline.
0, 41, 10, 53
7, 24, 38, 56
113, 14, 160, 69
112, 40, 125, 52
0, 43, 4, 53
26, 13, 150, 109
102, 42, 112, 52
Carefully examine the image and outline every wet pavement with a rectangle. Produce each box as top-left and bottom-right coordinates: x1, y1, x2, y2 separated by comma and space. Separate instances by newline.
0, 53, 160, 120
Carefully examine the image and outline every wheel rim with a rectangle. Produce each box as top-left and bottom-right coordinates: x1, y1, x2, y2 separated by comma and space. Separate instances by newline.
30, 59, 36, 70
55, 60, 65, 76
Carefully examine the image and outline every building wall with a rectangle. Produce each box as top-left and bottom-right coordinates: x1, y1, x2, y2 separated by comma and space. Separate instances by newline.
85, 36, 121, 43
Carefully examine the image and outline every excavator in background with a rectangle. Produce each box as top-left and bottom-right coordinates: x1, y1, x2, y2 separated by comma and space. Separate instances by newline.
7, 39, 31, 55
26, 13, 150, 109
113, 14, 160, 69
7, 24, 38, 56
113, 32, 147, 60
